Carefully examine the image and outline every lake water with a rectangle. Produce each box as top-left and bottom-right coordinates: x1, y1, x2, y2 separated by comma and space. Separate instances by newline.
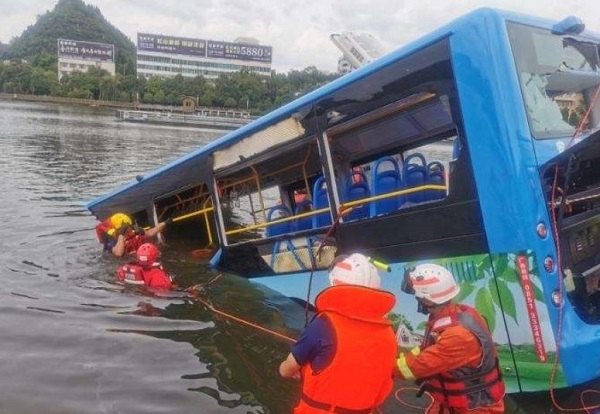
0, 100, 574, 414
0, 101, 302, 414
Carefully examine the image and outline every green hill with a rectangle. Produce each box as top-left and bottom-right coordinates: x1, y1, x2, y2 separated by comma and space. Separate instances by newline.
0, 42, 9, 58
8, 0, 136, 75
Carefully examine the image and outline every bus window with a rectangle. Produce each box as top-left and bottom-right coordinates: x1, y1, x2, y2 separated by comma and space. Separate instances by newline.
508, 23, 600, 139
221, 180, 284, 244
214, 139, 339, 274
153, 183, 216, 249
327, 94, 455, 221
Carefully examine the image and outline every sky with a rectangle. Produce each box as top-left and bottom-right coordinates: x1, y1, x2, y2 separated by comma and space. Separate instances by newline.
1, 0, 600, 73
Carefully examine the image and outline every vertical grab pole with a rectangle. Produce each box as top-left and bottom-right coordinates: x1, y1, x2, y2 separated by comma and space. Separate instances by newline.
302, 145, 312, 195
202, 197, 214, 246
152, 202, 165, 245
248, 192, 258, 225
250, 165, 267, 223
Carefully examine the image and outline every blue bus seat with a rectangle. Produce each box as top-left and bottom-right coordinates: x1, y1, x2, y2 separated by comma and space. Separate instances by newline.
312, 176, 332, 228
266, 205, 293, 237
294, 199, 313, 231
427, 161, 446, 200
403, 153, 428, 204
344, 171, 370, 221
371, 156, 402, 216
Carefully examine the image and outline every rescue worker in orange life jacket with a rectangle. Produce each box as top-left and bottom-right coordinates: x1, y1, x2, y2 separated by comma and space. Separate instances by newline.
116, 243, 173, 290
279, 253, 397, 414
95, 213, 170, 258
396, 264, 505, 414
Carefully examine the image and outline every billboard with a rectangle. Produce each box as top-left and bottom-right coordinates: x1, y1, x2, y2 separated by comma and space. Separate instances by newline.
57, 39, 114, 62
206, 40, 272, 63
138, 33, 272, 64
137, 33, 206, 56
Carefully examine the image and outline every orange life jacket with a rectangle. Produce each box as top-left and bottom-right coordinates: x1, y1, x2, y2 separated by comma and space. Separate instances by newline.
95, 219, 112, 244
295, 285, 397, 414
422, 304, 505, 410
123, 235, 145, 255
116, 262, 172, 290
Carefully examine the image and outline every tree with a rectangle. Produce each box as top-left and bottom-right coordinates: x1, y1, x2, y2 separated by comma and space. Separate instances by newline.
8, 0, 135, 77
29, 67, 58, 95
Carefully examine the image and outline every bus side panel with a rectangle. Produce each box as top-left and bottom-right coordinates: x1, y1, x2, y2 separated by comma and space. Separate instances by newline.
449, 11, 570, 383
388, 252, 564, 393
488, 251, 566, 392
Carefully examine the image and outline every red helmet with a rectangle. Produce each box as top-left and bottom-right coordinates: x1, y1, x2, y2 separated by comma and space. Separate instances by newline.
136, 243, 160, 265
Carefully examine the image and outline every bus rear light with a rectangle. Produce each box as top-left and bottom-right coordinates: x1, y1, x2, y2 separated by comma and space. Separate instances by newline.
544, 256, 555, 273
536, 222, 548, 238
551, 290, 562, 307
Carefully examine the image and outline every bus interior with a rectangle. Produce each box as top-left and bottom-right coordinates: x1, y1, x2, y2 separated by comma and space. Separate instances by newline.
210, 38, 487, 277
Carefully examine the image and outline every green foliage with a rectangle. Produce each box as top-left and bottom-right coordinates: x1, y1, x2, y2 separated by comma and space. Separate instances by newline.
454, 281, 474, 303
388, 312, 414, 332
8, 0, 135, 76
1, 0, 340, 109
447, 252, 547, 335
489, 277, 518, 324
475, 287, 496, 333
0, 56, 337, 108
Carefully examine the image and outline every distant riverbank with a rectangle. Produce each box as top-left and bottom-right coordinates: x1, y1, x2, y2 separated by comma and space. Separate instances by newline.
0, 92, 135, 109
0, 94, 254, 121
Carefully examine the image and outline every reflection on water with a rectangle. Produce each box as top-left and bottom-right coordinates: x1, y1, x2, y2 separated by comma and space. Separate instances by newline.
0, 101, 300, 413
0, 101, 576, 413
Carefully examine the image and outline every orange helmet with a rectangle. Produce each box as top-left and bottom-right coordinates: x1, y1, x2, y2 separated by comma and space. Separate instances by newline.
136, 243, 160, 265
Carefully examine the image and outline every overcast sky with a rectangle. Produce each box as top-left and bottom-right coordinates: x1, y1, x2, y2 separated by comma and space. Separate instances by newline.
2, 0, 600, 72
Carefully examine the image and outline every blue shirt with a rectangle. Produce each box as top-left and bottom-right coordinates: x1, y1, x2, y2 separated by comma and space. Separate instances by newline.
291, 315, 336, 373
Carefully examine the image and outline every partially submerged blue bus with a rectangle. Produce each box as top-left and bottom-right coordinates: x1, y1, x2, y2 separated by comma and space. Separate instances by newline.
88, 8, 600, 399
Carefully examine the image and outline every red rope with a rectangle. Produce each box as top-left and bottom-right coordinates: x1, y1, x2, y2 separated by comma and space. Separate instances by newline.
548, 82, 600, 412
393, 387, 433, 411
187, 274, 296, 344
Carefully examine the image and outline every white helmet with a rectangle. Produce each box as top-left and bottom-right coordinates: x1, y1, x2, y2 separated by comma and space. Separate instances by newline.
407, 264, 459, 304
329, 253, 381, 289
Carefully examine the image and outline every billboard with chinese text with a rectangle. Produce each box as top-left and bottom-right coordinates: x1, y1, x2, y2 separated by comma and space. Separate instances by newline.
57, 39, 114, 62
137, 33, 272, 63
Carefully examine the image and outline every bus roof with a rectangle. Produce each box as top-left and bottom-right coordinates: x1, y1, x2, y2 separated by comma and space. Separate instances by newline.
86, 7, 584, 218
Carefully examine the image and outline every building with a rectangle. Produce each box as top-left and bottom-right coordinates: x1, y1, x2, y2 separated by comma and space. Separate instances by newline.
57, 39, 115, 80
136, 33, 272, 79
330, 32, 387, 74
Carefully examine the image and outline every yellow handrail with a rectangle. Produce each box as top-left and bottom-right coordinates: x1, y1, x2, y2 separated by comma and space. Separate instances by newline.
340, 184, 446, 209
226, 207, 331, 235
172, 206, 214, 223
224, 183, 447, 236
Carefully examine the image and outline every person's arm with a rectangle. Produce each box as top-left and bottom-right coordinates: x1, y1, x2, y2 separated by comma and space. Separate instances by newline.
396, 325, 482, 380
278, 315, 331, 379
144, 222, 166, 238
111, 234, 127, 257
279, 353, 301, 378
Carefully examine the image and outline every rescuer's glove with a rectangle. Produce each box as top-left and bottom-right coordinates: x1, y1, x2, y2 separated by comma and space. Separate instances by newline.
117, 224, 131, 236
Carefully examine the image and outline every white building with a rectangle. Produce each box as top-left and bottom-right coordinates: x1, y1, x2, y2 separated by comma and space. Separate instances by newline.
330, 32, 387, 74
136, 33, 272, 79
57, 39, 115, 80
